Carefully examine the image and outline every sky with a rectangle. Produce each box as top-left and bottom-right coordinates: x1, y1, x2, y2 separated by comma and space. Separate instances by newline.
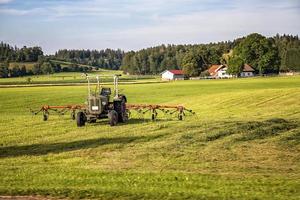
0, 0, 299, 54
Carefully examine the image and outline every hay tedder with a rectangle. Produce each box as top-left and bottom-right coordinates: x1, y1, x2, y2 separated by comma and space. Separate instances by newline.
31, 74, 195, 127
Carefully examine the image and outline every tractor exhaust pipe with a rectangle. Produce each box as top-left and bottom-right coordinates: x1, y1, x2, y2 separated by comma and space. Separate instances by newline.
114, 74, 121, 98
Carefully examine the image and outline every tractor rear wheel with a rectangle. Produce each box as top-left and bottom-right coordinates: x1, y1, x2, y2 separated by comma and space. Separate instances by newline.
114, 96, 127, 122
108, 110, 118, 126
76, 112, 86, 127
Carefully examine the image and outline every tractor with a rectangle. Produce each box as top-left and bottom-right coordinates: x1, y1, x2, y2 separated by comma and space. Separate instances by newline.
76, 74, 128, 127
31, 74, 195, 126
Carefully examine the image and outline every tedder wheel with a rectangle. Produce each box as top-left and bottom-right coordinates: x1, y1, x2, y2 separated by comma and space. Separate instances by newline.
178, 114, 183, 121
108, 110, 118, 126
43, 113, 48, 121
71, 111, 76, 120
76, 112, 86, 127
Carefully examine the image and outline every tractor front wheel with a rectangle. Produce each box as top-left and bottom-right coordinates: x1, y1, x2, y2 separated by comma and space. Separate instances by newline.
76, 112, 86, 127
108, 110, 118, 126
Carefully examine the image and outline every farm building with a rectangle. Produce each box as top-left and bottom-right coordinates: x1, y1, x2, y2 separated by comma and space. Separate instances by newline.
208, 64, 255, 78
240, 64, 255, 77
161, 70, 185, 80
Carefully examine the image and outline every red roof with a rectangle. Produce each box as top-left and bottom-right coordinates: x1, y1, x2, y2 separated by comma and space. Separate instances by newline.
243, 64, 255, 72
208, 65, 224, 76
168, 70, 184, 75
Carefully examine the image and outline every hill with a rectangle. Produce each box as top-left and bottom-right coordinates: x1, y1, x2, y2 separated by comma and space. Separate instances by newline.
0, 76, 299, 199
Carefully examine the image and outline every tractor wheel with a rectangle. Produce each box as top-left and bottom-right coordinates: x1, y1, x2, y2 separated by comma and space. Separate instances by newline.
76, 112, 86, 127
114, 96, 127, 123
108, 110, 118, 126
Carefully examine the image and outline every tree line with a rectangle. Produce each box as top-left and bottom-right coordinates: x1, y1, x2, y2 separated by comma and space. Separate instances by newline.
0, 58, 93, 78
0, 42, 94, 78
0, 42, 43, 62
121, 33, 300, 76
53, 49, 124, 70
1, 33, 299, 78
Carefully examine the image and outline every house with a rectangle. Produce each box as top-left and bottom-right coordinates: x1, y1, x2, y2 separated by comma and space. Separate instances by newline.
208, 64, 255, 78
161, 70, 185, 80
208, 64, 232, 78
240, 64, 255, 77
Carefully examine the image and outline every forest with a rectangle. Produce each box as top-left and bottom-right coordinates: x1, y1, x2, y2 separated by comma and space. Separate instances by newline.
0, 33, 300, 78
121, 33, 300, 75
53, 49, 124, 70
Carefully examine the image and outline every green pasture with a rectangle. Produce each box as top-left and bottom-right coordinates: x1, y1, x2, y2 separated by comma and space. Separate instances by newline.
0, 71, 158, 85
0, 76, 299, 199
1, 60, 158, 85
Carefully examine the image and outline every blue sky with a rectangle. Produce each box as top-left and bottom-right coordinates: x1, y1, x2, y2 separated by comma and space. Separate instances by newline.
0, 0, 299, 54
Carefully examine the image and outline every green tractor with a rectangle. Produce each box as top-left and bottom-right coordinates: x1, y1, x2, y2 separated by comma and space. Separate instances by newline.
76, 74, 128, 127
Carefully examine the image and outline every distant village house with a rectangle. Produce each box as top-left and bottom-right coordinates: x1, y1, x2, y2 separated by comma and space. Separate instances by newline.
161, 70, 185, 80
208, 64, 255, 78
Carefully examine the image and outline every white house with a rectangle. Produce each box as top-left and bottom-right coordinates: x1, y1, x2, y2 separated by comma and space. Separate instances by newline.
216, 66, 233, 78
161, 70, 185, 80
208, 64, 255, 78
240, 64, 255, 77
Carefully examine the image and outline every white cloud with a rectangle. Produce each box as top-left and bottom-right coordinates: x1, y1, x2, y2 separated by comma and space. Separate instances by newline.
109, 5, 300, 50
0, 7, 45, 16
0, 8, 29, 15
0, 0, 299, 54
0, 0, 13, 4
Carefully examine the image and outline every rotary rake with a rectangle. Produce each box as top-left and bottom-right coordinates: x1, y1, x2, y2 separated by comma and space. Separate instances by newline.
126, 104, 195, 121
30, 74, 196, 126
31, 103, 195, 123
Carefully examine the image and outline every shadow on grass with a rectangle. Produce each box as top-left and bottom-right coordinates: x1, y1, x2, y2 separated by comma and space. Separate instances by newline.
203, 118, 298, 142
0, 134, 164, 158
88, 118, 175, 126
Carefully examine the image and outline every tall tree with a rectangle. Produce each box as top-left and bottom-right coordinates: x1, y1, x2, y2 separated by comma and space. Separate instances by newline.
285, 48, 300, 71
0, 61, 9, 78
227, 56, 244, 76
181, 51, 204, 76
41, 62, 54, 74
233, 33, 280, 74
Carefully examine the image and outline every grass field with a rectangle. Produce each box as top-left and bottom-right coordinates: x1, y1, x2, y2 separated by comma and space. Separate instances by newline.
0, 71, 158, 85
0, 76, 299, 199
1, 60, 158, 85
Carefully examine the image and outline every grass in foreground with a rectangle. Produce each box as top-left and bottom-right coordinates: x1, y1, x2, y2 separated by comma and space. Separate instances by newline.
0, 76, 299, 199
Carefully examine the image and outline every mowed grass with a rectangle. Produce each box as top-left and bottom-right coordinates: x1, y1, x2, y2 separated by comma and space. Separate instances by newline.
0, 76, 299, 199
0, 70, 158, 85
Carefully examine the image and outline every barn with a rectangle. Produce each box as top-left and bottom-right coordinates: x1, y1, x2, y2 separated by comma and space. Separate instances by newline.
161, 70, 185, 80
